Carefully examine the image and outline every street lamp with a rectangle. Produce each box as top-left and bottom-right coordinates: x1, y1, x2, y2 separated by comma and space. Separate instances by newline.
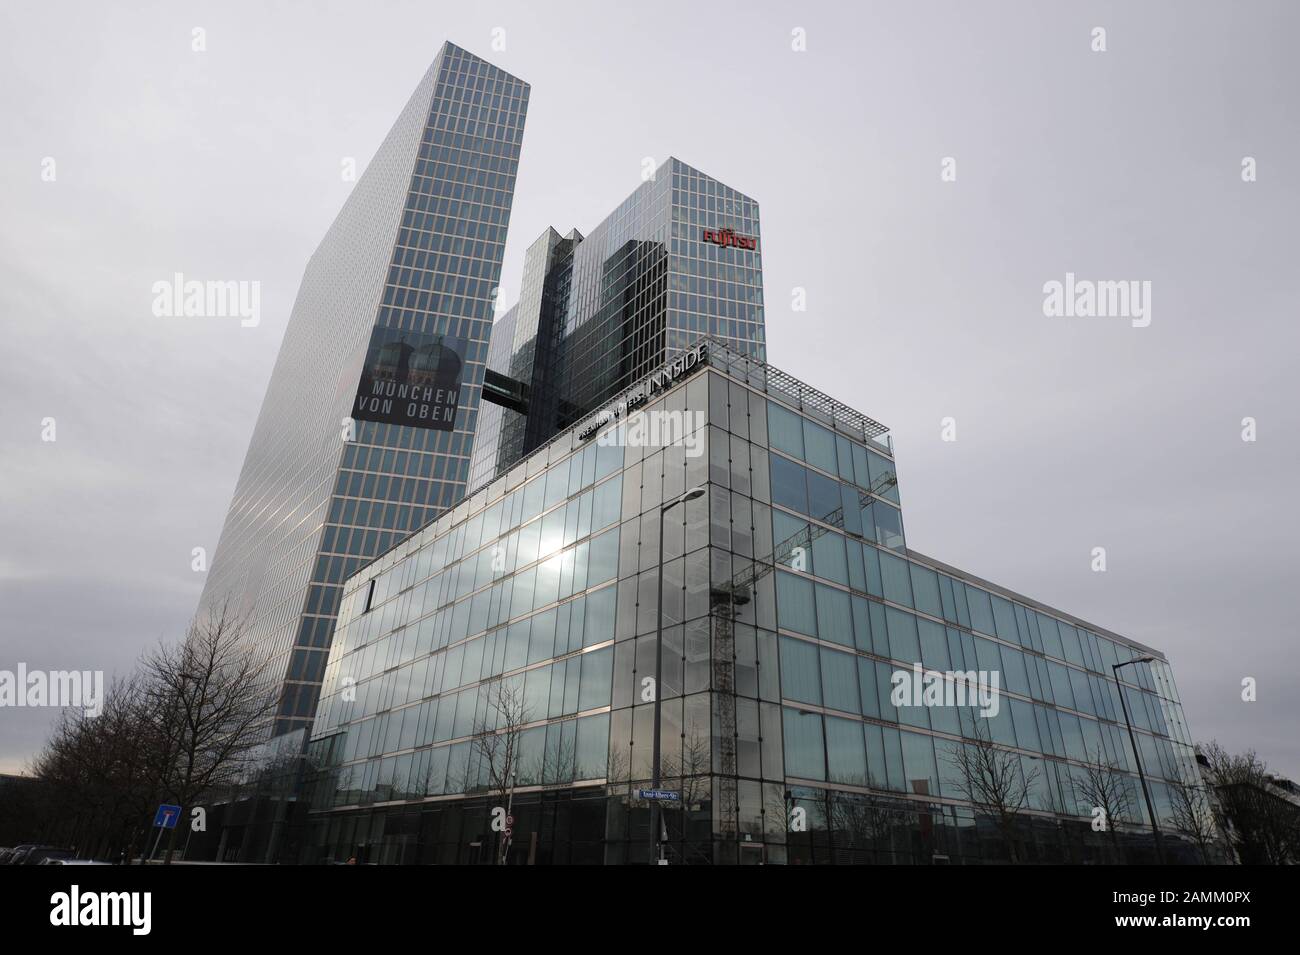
1113, 656, 1165, 864
649, 485, 706, 865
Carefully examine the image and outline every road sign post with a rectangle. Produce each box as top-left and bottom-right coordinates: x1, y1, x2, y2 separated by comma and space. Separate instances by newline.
149, 804, 181, 863
636, 789, 681, 802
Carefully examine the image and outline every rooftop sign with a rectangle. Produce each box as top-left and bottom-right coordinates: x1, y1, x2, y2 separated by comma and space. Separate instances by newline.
577, 342, 708, 441
702, 228, 757, 251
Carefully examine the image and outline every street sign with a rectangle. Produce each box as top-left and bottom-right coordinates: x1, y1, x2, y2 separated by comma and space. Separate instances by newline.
503, 827, 513, 838
636, 789, 681, 802
153, 804, 181, 829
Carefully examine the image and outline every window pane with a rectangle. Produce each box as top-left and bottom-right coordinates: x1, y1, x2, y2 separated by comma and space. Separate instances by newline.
767, 401, 804, 459
820, 647, 859, 713
826, 716, 867, 784
779, 636, 821, 704
815, 584, 853, 646
782, 707, 825, 780
771, 455, 808, 514
776, 571, 817, 636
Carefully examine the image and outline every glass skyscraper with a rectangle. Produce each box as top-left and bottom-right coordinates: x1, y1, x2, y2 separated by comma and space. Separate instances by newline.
198, 42, 529, 754
469, 158, 765, 486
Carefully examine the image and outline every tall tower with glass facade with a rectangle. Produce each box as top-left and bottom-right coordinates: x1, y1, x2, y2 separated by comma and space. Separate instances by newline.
198, 42, 529, 741
468, 158, 764, 488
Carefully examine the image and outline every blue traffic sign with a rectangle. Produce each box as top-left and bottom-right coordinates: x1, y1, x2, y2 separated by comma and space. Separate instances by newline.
153, 804, 181, 829
636, 789, 681, 802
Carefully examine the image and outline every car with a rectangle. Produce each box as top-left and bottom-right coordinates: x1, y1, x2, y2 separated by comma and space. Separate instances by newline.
3, 844, 45, 865
40, 858, 109, 865
20, 847, 75, 866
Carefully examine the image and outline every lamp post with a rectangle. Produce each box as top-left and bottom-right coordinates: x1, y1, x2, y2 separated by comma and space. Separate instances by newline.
649, 485, 706, 865
1113, 656, 1165, 864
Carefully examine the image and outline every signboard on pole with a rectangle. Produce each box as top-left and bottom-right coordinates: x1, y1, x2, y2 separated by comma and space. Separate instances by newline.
635, 789, 681, 802
153, 804, 181, 829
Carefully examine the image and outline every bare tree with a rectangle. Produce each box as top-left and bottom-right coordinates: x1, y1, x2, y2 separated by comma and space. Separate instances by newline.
1167, 772, 1221, 865
1199, 740, 1300, 865
942, 719, 1039, 863
827, 783, 897, 859
1072, 745, 1137, 862
143, 600, 278, 863
660, 727, 711, 807
468, 678, 533, 864
30, 674, 159, 862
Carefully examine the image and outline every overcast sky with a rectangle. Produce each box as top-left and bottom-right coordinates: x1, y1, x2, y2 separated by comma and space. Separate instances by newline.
2, 0, 1296, 779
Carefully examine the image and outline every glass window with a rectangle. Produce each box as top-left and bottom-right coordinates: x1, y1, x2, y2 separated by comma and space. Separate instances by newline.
909, 563, 942, 617
528, 609, 556, 664
1059, 624, 1086, 667
771, 455, 808, 514
866, 450, 899, 502
802, 419, 838, 474
1002, 646, 1031, 696
811, 531, 847, 585
583, 585, 616, 646
776, 571, 817, 636
767, 401, 804, 459
588, 529, 618, 585
918, 618, 950, 669
873, 503, 905, 551
782, 707, 825, 780
578, 646, 613, 711
886, 607, 921, 665
815, 584, 853, 646
575, 712, 610, 780
1038, 614, 1065, 660
858, 657, 880, 718
820, 647, 859, 713
773, 510, 807, 570
900, 730, 940, 798
806, 470, 841, 525
826, 716, 868, 784
966, 586, 996, 635
779, 636, 821, 704
592, 475, 621, 530
863, 543, 882, 597
850, 596, 872, 652
863, 722, 888, 788
1048, 661, 1075, 709
991, 595, 1018, 642
878, 551, 913, 607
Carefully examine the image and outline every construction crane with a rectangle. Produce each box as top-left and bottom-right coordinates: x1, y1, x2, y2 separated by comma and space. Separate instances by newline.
707, 469, 899, 845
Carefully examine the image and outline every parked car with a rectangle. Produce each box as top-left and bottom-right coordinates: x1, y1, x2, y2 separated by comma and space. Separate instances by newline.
3, 844, 45, 865
0, 848, 13, 865
20, 847, 75, 865
40, 858, 109, 865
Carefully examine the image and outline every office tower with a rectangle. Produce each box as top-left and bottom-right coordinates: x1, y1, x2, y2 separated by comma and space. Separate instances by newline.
198, 42, 529, 751
469, 158, 764, 485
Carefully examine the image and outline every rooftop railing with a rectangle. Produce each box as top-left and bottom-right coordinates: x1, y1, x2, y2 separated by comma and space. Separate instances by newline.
701, 338, 893, 453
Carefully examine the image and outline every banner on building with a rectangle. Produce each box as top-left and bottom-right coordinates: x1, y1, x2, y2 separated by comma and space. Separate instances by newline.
352, 327, 465, 431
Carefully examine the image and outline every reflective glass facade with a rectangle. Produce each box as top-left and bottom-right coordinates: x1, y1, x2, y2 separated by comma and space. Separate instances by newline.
198, 43, 529, 738
468, 159, 765, 485
303, 341, 1200, 865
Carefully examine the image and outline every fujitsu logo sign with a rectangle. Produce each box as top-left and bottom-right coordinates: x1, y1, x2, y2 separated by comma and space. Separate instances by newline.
702, 228, 757, 251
